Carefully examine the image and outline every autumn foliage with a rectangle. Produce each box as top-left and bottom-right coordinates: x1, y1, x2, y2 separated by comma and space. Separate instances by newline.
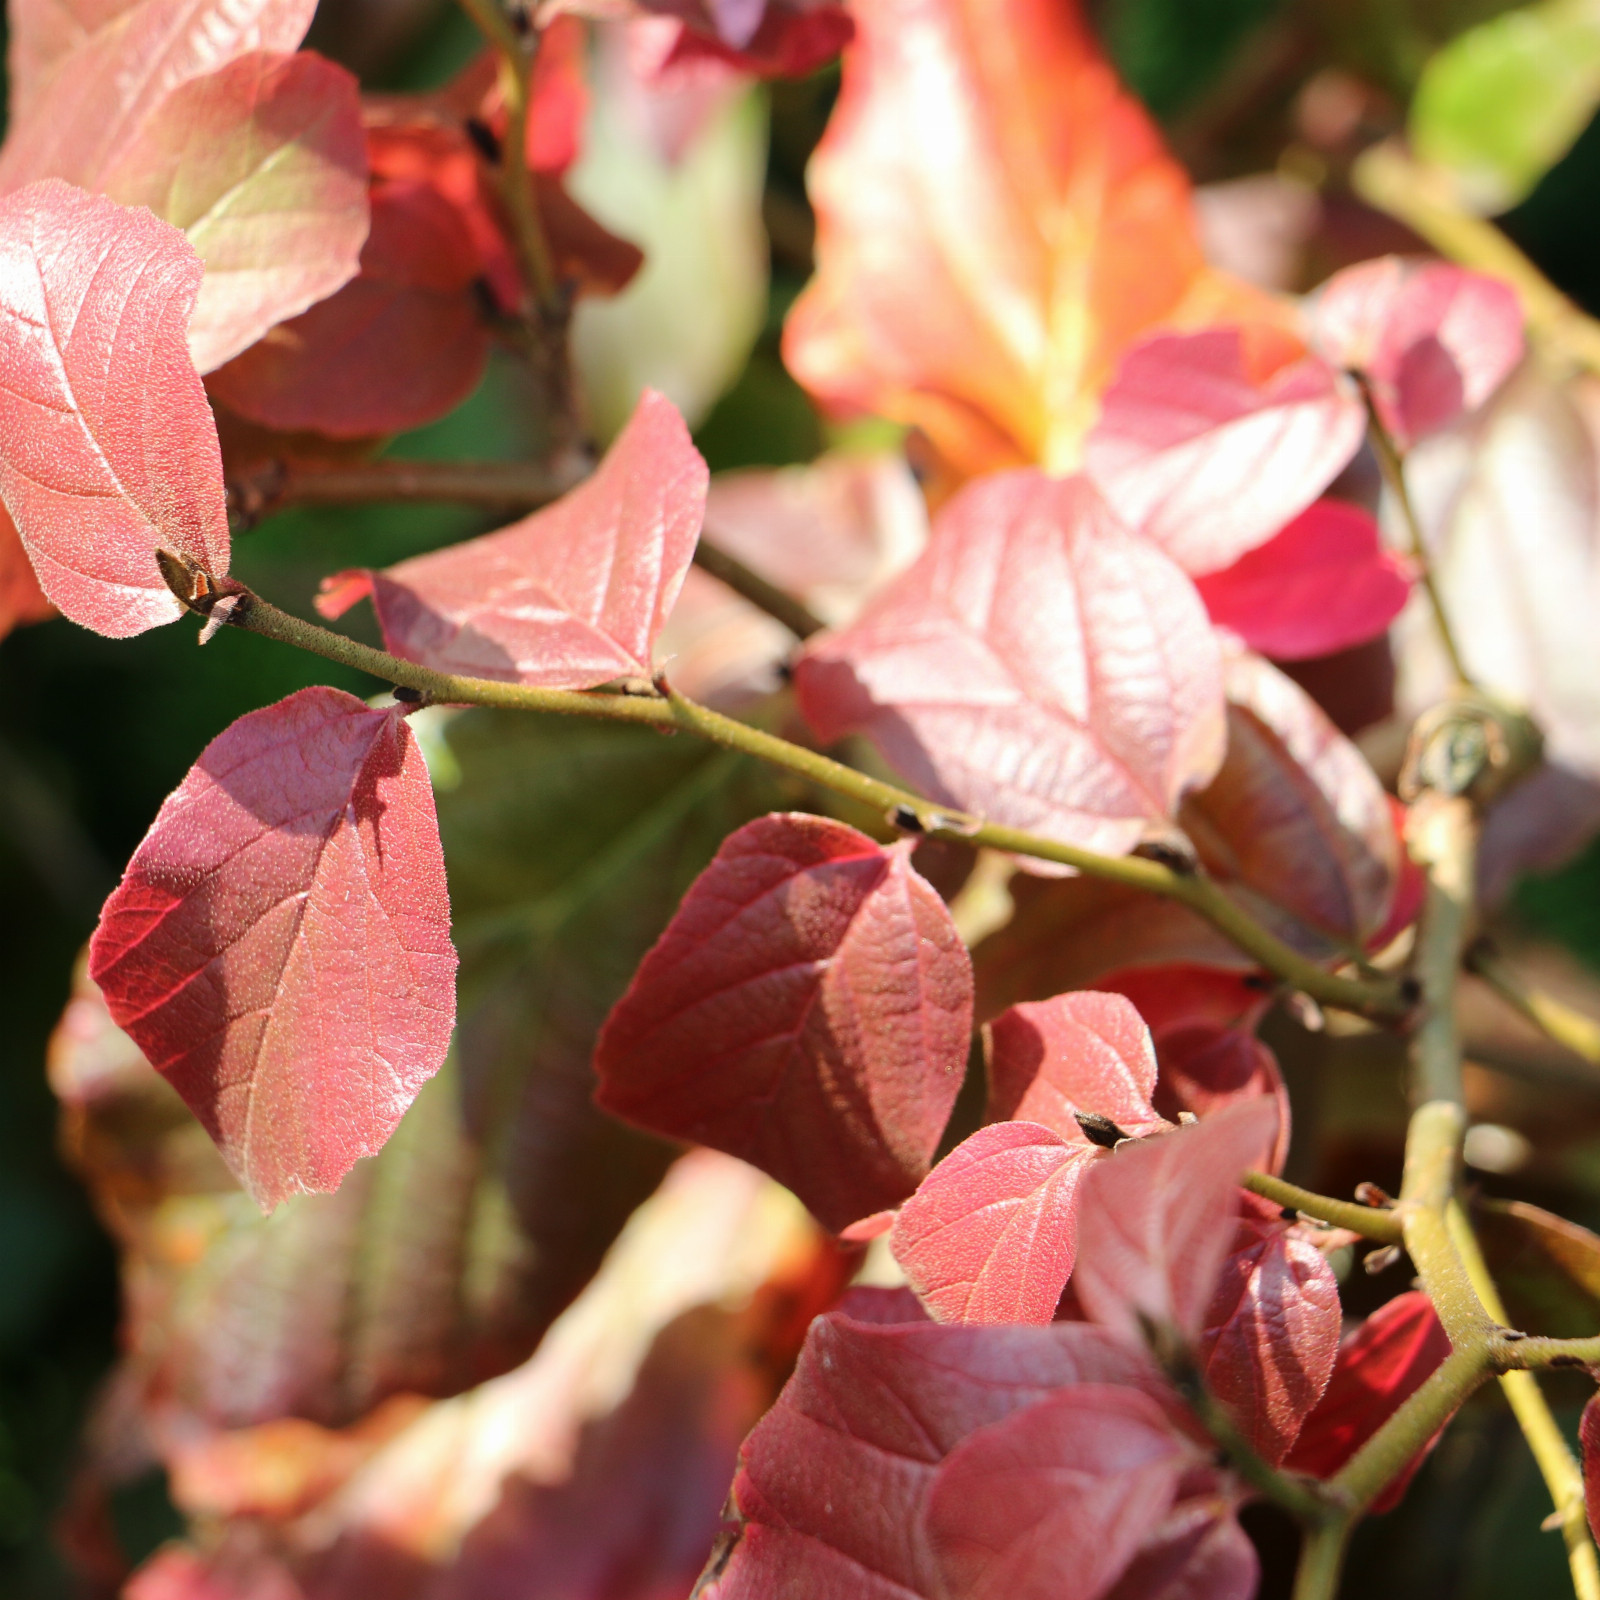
12, 0, 1600, 1597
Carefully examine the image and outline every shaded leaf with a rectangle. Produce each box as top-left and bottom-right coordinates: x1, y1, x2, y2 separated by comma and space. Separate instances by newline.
1102, 1494, 1257, 1600
795, 470, 1226, 860
1198, 1198, 1341, 1465
126, 1151, 841, 1600
1084, 327, 1365, 576
891, 1121, 1098, 1325
782, 0, 1277, 484
206, 178, 491, 437
89, 688, 456, 1208
984, 989, 1166, 1135
701, 1292, 1164, 1600
1182, 648, 1399, 947
1312, 257, 1523, 448
101, 50, 369, 374
1194, 499, 1412, 662
0, 0, 315, 188
595, 812, 973, 1231
1475, 1197, 1600, 1338
0, 181, 230, 636
1285, 1290, 1452, 1512
316, 391, 706, 687
926, 1386, 1189, 1600
1072, 1098, 1280, 1342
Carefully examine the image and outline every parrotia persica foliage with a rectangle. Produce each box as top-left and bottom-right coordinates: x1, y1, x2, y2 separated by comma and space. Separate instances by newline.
13, 0, 1600, 1596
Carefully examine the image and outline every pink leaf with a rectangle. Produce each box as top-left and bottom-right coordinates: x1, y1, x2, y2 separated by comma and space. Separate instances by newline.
0, 181, 230, 637
206, 178, 490, 437
984, 989, 1167, 1137
1198, 1201, 1341, 1464
1072, 1097, 1281, 1342
594, 813, 973, 1231
100, 50, 370, 374
795, 470, 1226, 860
88, 687, 457, 1209
1285, 1290, 1453, 1512
1084, 326, 1366, 575
1195, 499, 1412, 661
315, 391, 706, 688
891, 1121, 1096, 1325
1096, 964, 1290, 1174
657, 2, 855, 76
1313, 257, 1524, 447
925, 1386, 1189, 1600
702, 1296, 1165, 1599
0, 0, 316, 189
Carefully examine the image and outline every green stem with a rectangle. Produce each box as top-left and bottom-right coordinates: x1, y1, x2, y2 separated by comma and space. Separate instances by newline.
1447, 1203, 1600, 1600
1242, 1171, 1404, 1244
1292, 1521, 1350, 1600
1363, 391, 1472, 687
183, 577, 1407, 1020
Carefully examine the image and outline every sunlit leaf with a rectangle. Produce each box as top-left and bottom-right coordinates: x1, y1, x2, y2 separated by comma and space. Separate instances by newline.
0, 181, 230, 637
89, 688, 457, 1208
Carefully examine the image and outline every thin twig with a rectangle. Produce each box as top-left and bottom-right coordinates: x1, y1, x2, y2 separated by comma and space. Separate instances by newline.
1362, 387, 1473, 687
226, 456, 829, 642
160, 566, 1409, 1021
1243, 1171, 1404, 1243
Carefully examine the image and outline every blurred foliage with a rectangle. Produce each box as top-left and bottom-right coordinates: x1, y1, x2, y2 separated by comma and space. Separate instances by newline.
5, 1, 1600, 1597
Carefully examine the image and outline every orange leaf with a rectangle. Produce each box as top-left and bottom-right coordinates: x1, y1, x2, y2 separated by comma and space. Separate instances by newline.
784, 0, 1283, 485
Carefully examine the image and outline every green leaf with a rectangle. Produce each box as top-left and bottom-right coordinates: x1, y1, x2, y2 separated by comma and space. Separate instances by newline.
1412, 0, 1600, 213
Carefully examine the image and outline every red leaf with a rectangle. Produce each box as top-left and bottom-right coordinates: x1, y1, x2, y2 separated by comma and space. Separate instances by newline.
702, 1295, 1165, 1599
1583, 1391, 1600, 1546
1285, 1290, 1453, 1511
1096, 965, 1290, 1174
100, 50, 369, 374
1102, 1491, 1257, 1600
594, 813, 973, 1232
1072, 1097, 1281, 1342
1194, 499, 1412, 661
0, 0, 315, 189
1198, 1205, 1341, 1464
1084, 326, 1366, 576
984, 990, 1167, 1137
315, 391, 706, 688
794, 470, 1226, 860
925, 1386, 1189, 1600
1189, 647, 1401, 946
1313, 257, 1524, 448
891, 1121, 1097, 1325
781, 0, 1279, 484
88, 687, 457, 1208
0, 506, 52, 638
206, 178, 490, 437
0, 181, 230, 637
